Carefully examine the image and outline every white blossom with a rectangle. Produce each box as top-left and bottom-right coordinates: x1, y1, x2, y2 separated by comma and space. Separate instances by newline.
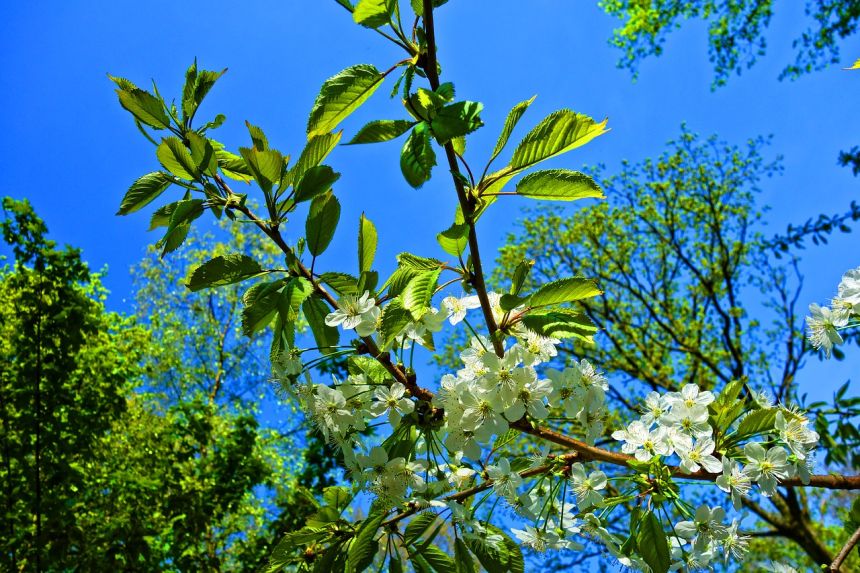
805, 303, 847, 357
486, 457, 522, 501
612, 420, 671, 461
569, 463, 607, 508
743, 442, 790, 496
324, 291, 377, 330
715, 457, 751, 510
678, 436, 723, 474
442, 295, 481, 325
369, 382, 415, 428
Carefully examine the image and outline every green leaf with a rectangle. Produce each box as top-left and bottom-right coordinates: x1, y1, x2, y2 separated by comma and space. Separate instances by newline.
379, 298, 412, 348
358, 213, 378, 273
279, 277, 314, 326
465, 524, 522, 573
488, 96, 535, 166
295, 165, 340, 203
454, 538, 476, 573
397, 252, 444, 270
149, 201, 176, 230
352, 0, 394, 27
159, 198, 204, 256
510, 259, 534, 295
187, 132, 218, 176
112, 81, 171, 129
306, 191, 341, 257
636, 511, 670, 573
242, 280, 285, 336
320, 272, 360, 296
303, 294, 340, 351
430, 101, 484, 144
401, 268, 442, 318
308, 64, 385, 137
157, 137, 199, 180
403, 513, 438, 546
215, 149, 254, 182
410, 0, 449, 16
239, 147, 284, 192
400, 123, 436, 188
347, 119, 416, 144
519, 308, 598, 341
437, 223, 469, 257
117, 172, 173, 215
346, 513, 384, 572
419, 546, 456, 573
509, 109, 608, 172
515, 169, 604, 201
322, 486, 352, 511
734, 408, 777, 440
289, 132, 342, 188
187, 254, 264, 291
527, 277, 602, 308
181, 61, 226, 122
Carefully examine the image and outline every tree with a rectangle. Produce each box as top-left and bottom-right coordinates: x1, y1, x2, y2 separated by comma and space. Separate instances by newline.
493, 127, 860, 569
0, 198, 148, 571
601, 0, 860, 87
110, 1, 860, 572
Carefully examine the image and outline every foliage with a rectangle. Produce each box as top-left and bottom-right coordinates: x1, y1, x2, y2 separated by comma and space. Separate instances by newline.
110, 1, 860, 572
601, 0, 860, 86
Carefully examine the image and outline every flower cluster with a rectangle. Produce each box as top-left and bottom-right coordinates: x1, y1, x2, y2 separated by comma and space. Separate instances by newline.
805, 265, 860, 356
670, 505, 748, 570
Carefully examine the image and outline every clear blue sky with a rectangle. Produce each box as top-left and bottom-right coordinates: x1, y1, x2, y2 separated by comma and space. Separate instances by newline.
1, 1, 856, 401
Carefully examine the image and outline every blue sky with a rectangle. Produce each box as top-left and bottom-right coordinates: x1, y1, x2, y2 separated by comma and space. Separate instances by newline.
1, 1, 857, 402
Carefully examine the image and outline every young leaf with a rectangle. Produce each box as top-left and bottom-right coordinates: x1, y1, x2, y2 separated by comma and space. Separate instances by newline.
239, 147, 284, 192
117, 172, 173, 215
454, 538, 476, 573
289, 132, 343, 187
509, 109, 608, 172
159, 198, 204, 256
307, 64, 385, 137
488, 96, 535, 166
352, 0, 394, 28
400, 123, 436, 188
294, 165, 340, 203
510, 259, 534, 295
527, 277, 602, 308
437, 223, 469, 257
398, 252, 444, 270
401, 268, 442, 318
378, 298, 412, 348
306, 191, 341, 257
303, 294, 340, 351
187, 132, 218, 176
320, 272, 360, 296
111, 79, 171, 129
417, 546, 456, 573
519, 308, 597, 341
187, 254, 264, 291
216, 149, 254, 182
430, 101, 483, 144
358, 213, 378, 273
157, 137, 200, 180
636, 511, 670, 573
181, 61, 226, 123
515, 169, 604, 201
403, 513, 438, 546
733, 408, 778, 440
347, 119, 416, 144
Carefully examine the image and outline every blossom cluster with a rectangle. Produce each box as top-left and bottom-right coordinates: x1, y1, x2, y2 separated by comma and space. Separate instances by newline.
805, 265, 860, 356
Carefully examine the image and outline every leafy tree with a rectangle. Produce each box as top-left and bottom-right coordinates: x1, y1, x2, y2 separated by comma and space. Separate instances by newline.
110, 1, 860, 572
494, 127, 860, 569
0, 197, 148, 571
601, 0, 860, 86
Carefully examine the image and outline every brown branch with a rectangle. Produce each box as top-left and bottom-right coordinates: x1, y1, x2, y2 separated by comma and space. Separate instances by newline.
830, 524, 860, 572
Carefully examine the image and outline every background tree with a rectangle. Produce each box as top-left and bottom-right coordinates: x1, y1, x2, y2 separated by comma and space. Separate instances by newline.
0, 197, 148, 571
493, 127, 860, 570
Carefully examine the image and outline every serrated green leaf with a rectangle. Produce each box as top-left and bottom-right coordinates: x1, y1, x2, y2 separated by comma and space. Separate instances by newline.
353, 0, 394, 27
157, 137, 199, 180
149, 201, 176, 230
216, 149, 254, 182
115, 86, 171, 129
510, 260, 534, 295
303, 294, 340, 351
295, 165, 340, 203
181, 61, 225, 123
437, 223, 469, 257
419, 546, 456, 573
242, 280, 285, 336
398, 252, 444, 270
308, 64, 385, 137
306, 191, 341, 257
358, 213, 378, 273
289, 132, 342, 188
159, 198, 204, 256
322, 486, 352, 511
401, 268, 442, 318
636, 511, 670, 573
430, 101, 483, 144
379, 298, 412, 348
279, 277, 314, 324
239, 147, 284, 192
510, 109, 608, 172
400, 123, 436, 188
187, 132, 218, 176
346, 513, 384, 572
734, 408, 778, 440
117, 172, 173, 215
465, 524, 522, 573
519, 309, 597, 341
515, 169, 604, 201
454, 538, 476, 573
410, 0, 450, 16
488, 96, 535, 166
403, 513, 438, 546
527, 277, 602, 308
187, 254, 264, 291
320, 272, 360, 296
347, 119, 416, 144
